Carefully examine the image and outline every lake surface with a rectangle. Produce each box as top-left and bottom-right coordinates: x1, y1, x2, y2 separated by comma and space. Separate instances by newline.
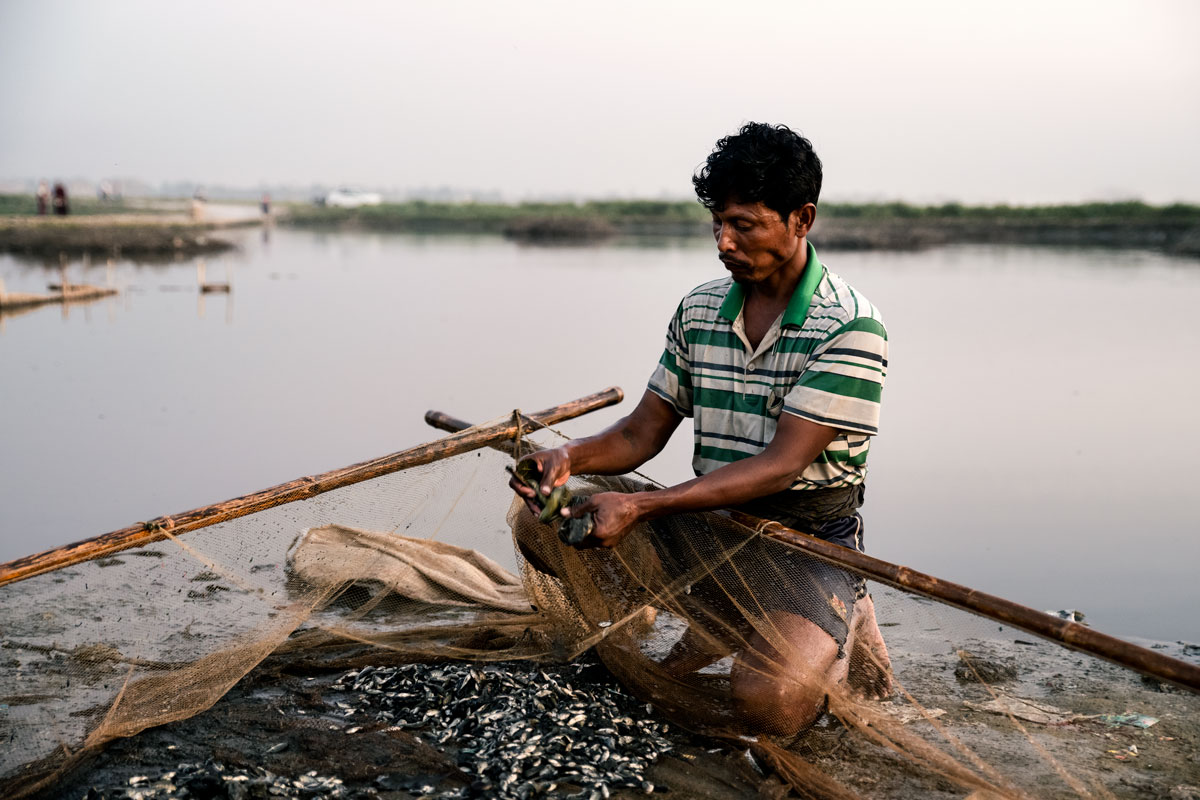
2, 227, 1198, 643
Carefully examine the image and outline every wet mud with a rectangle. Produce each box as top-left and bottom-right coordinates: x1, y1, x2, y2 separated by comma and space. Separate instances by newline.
37, 656, 767, 800
30, 635, 1200, 800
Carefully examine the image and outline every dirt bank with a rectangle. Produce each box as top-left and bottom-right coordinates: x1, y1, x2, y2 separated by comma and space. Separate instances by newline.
0, 216, 248, 261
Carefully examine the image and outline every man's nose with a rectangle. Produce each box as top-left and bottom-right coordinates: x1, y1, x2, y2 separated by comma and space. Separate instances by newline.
716, 224, 735, 253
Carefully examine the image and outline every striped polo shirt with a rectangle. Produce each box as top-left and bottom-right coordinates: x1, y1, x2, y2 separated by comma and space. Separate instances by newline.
648, 242, 887, 490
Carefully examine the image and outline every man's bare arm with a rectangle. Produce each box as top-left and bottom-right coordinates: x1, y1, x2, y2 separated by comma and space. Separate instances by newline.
562, 390, 683, 476
572, 413, 838, 546
510, 390, 682, 504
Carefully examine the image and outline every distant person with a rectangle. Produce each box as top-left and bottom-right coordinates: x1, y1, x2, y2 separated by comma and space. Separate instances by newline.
36, 181, 49, 215
260, 192, 271, 216
190, 187, 207, 222
52, 183, 69, 216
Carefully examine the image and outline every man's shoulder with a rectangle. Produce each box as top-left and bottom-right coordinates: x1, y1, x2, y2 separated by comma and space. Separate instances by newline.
807, 267, 886, 338
675, 276, 733, 319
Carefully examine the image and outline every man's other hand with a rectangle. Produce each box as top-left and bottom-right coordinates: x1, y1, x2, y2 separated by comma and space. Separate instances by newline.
565, 491, 641, 548
508, 447, 572, 517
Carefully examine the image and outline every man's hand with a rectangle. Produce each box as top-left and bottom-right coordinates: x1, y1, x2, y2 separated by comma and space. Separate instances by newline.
556, 413, 837, 546
508, 447, 572, 517
564, 491, 643, 548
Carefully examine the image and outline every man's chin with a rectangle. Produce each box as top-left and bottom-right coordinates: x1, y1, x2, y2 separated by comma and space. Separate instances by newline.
724, 263, 748, 279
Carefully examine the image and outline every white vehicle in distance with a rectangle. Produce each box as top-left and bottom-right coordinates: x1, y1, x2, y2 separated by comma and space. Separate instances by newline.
320, 189, 383, 208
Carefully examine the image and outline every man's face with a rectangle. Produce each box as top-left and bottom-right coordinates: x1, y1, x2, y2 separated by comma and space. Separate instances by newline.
710, 199, 806, 284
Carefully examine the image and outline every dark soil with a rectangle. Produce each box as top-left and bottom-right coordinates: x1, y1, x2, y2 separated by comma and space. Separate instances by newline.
34, 658, 769, 800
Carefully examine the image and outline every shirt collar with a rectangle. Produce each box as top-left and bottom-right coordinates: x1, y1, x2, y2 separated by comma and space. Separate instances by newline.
717, 241, 824, 328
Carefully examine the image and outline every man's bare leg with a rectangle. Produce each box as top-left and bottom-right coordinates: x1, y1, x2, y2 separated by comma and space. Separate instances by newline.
729, 612, 845, 736
846, 594, 893, 699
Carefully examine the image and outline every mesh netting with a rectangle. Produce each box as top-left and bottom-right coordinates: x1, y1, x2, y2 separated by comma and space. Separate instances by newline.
2, 423, 1197, 799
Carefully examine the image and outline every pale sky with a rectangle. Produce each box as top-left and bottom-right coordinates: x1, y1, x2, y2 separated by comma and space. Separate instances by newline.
2, 0, 1197, 203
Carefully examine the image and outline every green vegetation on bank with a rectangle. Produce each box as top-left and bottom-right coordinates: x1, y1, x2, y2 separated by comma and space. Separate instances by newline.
820, 200, 1200, 222
283, 199, 709, 233
0, 194, 171, 217
2, 193, 1195, 253
284, 198, 1199, 227
4, 193, 1193, 226
282, 199, 1200, 253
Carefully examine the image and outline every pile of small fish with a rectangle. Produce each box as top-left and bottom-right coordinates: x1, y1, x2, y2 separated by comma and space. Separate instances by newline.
84, 760, 346, 799
333, 661, 674, 799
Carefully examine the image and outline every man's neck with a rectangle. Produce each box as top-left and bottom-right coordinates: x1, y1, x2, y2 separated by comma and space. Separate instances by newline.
743, 236, 809, 306
740, 238, 810, 349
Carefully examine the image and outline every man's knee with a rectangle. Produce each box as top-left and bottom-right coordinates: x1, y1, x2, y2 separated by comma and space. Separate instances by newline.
730, 619, 842, 734
732, 667, 826, 711
731, 666, 831, 735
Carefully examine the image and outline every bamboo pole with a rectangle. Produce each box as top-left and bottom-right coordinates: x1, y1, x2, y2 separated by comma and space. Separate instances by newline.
0, 387, 624, 588
425, 410, 1200, 693
729, 512, 1200, 693
424, 410, 475, 434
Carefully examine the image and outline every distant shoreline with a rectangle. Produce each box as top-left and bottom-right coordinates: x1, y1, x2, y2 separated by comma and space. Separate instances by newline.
2, 197, 1197, 258
0, 197, 260, 261
281, 200, 1200, 255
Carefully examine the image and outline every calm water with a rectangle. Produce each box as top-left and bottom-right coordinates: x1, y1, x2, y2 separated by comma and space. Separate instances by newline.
2, 228, 1198, 642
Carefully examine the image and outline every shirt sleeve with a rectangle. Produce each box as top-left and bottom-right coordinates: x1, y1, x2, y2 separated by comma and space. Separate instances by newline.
647, 301, 694, 417
783, 316, 888, 435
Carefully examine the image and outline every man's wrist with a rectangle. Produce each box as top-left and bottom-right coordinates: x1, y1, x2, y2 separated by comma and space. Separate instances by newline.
558, 442, 576, 474
629, 489, 660, 525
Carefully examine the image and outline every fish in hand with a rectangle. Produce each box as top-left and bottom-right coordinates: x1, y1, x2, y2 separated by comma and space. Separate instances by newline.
506, 462, 596, 547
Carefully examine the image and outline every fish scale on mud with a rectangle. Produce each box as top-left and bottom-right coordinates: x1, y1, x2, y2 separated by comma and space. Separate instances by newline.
78, 660, 675, 800
82, 761, 348, 800
333, 660, 671, 799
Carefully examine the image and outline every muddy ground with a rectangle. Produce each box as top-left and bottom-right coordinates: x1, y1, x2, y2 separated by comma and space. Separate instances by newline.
4, 554, 1198, 799
25, 633, 1200, 800
34, 654, 780, 800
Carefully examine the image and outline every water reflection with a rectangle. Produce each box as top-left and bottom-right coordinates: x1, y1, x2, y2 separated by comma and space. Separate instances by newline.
196, 291, 234, 323
1, 231, 1198, 642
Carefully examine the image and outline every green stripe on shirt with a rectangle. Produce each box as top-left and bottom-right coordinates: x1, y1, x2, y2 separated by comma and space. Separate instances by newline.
647, 242, 887, 492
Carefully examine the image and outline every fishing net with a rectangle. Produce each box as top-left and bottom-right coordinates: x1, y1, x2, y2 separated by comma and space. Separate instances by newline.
1, 418, 1198, 799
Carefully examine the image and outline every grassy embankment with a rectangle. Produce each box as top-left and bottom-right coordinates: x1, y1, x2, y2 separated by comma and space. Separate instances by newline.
0, 195, 240, 260
284, 199, 1200, 254
0, 194, 177, 217
3, 195, 1196, 256
284, 199, 706, 238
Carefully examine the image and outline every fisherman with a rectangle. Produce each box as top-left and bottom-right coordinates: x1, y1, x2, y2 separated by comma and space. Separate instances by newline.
511, 122, 892, 736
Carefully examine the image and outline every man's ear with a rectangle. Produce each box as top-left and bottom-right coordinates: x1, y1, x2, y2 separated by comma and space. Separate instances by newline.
790, 203, 817, 237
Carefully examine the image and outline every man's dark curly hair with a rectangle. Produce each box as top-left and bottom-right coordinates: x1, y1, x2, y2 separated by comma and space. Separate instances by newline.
693, 122, 822, 221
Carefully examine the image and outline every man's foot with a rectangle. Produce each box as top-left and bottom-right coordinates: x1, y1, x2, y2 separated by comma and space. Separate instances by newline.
846, 595, 893, 699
